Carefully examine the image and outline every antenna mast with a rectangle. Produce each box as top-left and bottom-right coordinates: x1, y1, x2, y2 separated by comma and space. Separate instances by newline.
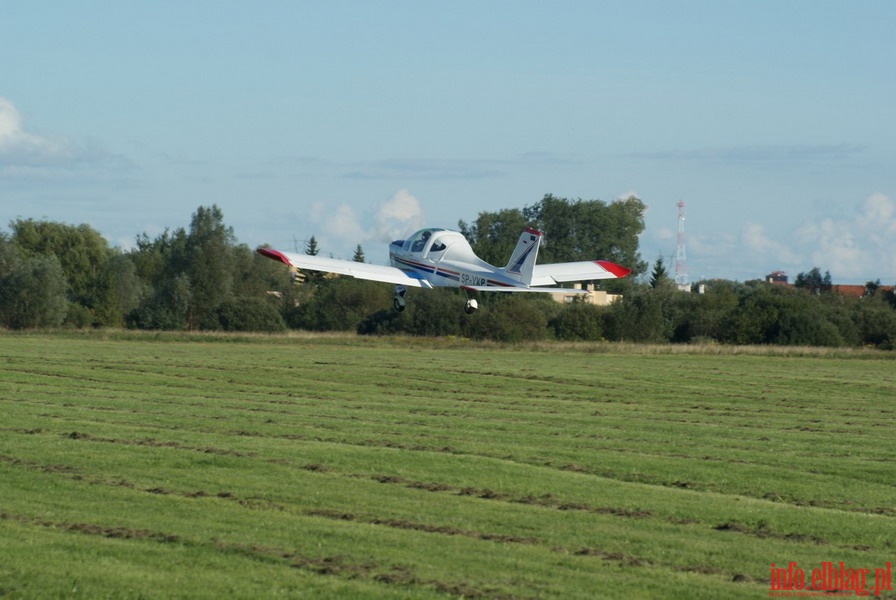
674, 201, 690, 291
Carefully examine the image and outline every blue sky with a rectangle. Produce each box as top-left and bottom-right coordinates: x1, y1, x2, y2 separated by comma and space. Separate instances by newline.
2, 1, 894, 284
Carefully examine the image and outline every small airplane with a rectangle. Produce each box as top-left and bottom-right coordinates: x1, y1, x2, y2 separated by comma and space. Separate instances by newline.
257, 227, 631, 313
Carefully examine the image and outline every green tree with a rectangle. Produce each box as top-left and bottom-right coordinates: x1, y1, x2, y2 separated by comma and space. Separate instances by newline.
469, 295, 550, 342
460, 195, 646, 283
602, 285, 673, 343
649, 256, 672, 289
459, 208, 530, 266
129, 229, 189, 286
853, 293, 896, 348
720, 283, 844, 346
128, 206, 281, 331
352, 245, 366, 263
685, 280, 739, 342
127, 205, 285, 331
9, 219, 119, 326
289, 278, 391, 331
0, 233, 19, 277
863, 280, 881, 298
357, 288, 469, 337
185, 205, 236, 329
127, 228, 190, 329
0, 255, 68, 329
90, 253, 144, 327
215, 297, 286, 332
524, 194, 647, 277
794, 267, 832, 295
305, 236, 319, 256
549, 303, 604, 341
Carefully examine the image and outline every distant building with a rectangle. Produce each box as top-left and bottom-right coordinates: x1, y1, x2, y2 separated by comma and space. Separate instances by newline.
766, 271, 788, 285
832, 284, 894, 298
763, 272, 893, 298
831, 285, 866, 298
549, 283, 622, 306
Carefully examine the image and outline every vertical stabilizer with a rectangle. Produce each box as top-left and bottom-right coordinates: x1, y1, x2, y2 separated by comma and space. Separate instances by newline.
502, 228, 542, 285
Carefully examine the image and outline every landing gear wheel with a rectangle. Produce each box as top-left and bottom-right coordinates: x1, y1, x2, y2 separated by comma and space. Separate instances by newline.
393, 285, 407, 312
464, 299, 479, 314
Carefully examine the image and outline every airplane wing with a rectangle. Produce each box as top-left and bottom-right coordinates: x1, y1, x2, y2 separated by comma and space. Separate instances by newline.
530, 260, 631, 286
257, 248, 432, 288
461, 285, 590, 294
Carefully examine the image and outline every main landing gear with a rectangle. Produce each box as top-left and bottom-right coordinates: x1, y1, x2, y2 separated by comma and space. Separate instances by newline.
392, 285, 479, 314
393, 285, 407, 312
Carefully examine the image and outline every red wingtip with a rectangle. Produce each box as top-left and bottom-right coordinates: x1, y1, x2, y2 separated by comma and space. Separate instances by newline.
256, 247, 291, 266
595, 260, 631, 278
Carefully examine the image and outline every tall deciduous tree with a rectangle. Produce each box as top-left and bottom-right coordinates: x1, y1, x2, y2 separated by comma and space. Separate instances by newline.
461, 194, 646, 278
185, 205, 236, 329
9, 219, 118, 324
0, 255, 68, 329
459, 208, 531, 266
524, 194, 646, 274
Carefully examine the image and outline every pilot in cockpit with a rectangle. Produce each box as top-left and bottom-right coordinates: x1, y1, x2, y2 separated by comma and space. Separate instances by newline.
412, 230, 431, 253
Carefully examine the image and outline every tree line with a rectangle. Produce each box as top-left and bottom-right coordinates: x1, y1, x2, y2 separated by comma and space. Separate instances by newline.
1, 198, 895, 348
0, 206, 290, 332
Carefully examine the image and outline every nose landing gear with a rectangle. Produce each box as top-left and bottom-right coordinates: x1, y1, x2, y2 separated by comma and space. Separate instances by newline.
464, 299, 478, 314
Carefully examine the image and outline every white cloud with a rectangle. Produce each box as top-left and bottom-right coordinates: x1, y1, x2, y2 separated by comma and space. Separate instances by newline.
792, 193, 896, 281
678, 194, 896, 283
372, 189, 425, 242
0, 97, 132, 176
306, 189, 426, 259
856, 192, 896, 236
798, 218, 865, 277
688, 231, 736, 258
313, 202, 365, 241
0, 97, 79, 166
741, 221, 800, 265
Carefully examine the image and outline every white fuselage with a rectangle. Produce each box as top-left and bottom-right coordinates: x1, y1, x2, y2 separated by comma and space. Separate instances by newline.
388, 228, 520, 290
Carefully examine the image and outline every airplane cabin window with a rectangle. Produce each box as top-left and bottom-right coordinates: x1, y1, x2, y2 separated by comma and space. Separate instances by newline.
406, 228, 444, 253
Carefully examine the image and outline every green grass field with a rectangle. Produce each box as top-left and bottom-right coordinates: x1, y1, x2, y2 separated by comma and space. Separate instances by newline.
1, 332, 894, 599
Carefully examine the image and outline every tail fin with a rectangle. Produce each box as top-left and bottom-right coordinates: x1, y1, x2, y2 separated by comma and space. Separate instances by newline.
502, 228, 542, 285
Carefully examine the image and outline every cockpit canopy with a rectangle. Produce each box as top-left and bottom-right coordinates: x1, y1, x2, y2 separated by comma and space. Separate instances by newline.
390, 228, 479, 262
402, 228, 446, 253
389, 227, 491, 268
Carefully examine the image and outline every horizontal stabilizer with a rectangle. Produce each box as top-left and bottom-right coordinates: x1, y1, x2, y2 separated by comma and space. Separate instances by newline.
531, 260, 631, 286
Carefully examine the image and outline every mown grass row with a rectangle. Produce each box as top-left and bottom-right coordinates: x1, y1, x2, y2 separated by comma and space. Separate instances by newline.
1, 333, 894, 598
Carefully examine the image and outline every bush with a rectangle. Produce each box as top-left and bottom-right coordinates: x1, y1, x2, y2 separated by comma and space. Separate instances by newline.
215, 297, 287, 332
358, 289, 470, 337
469, 296, 549, 343
549, 302, 604, 341
290, 278, 391, 331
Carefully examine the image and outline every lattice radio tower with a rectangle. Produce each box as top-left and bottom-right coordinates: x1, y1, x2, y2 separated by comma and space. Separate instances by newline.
674, 201, 690, 291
